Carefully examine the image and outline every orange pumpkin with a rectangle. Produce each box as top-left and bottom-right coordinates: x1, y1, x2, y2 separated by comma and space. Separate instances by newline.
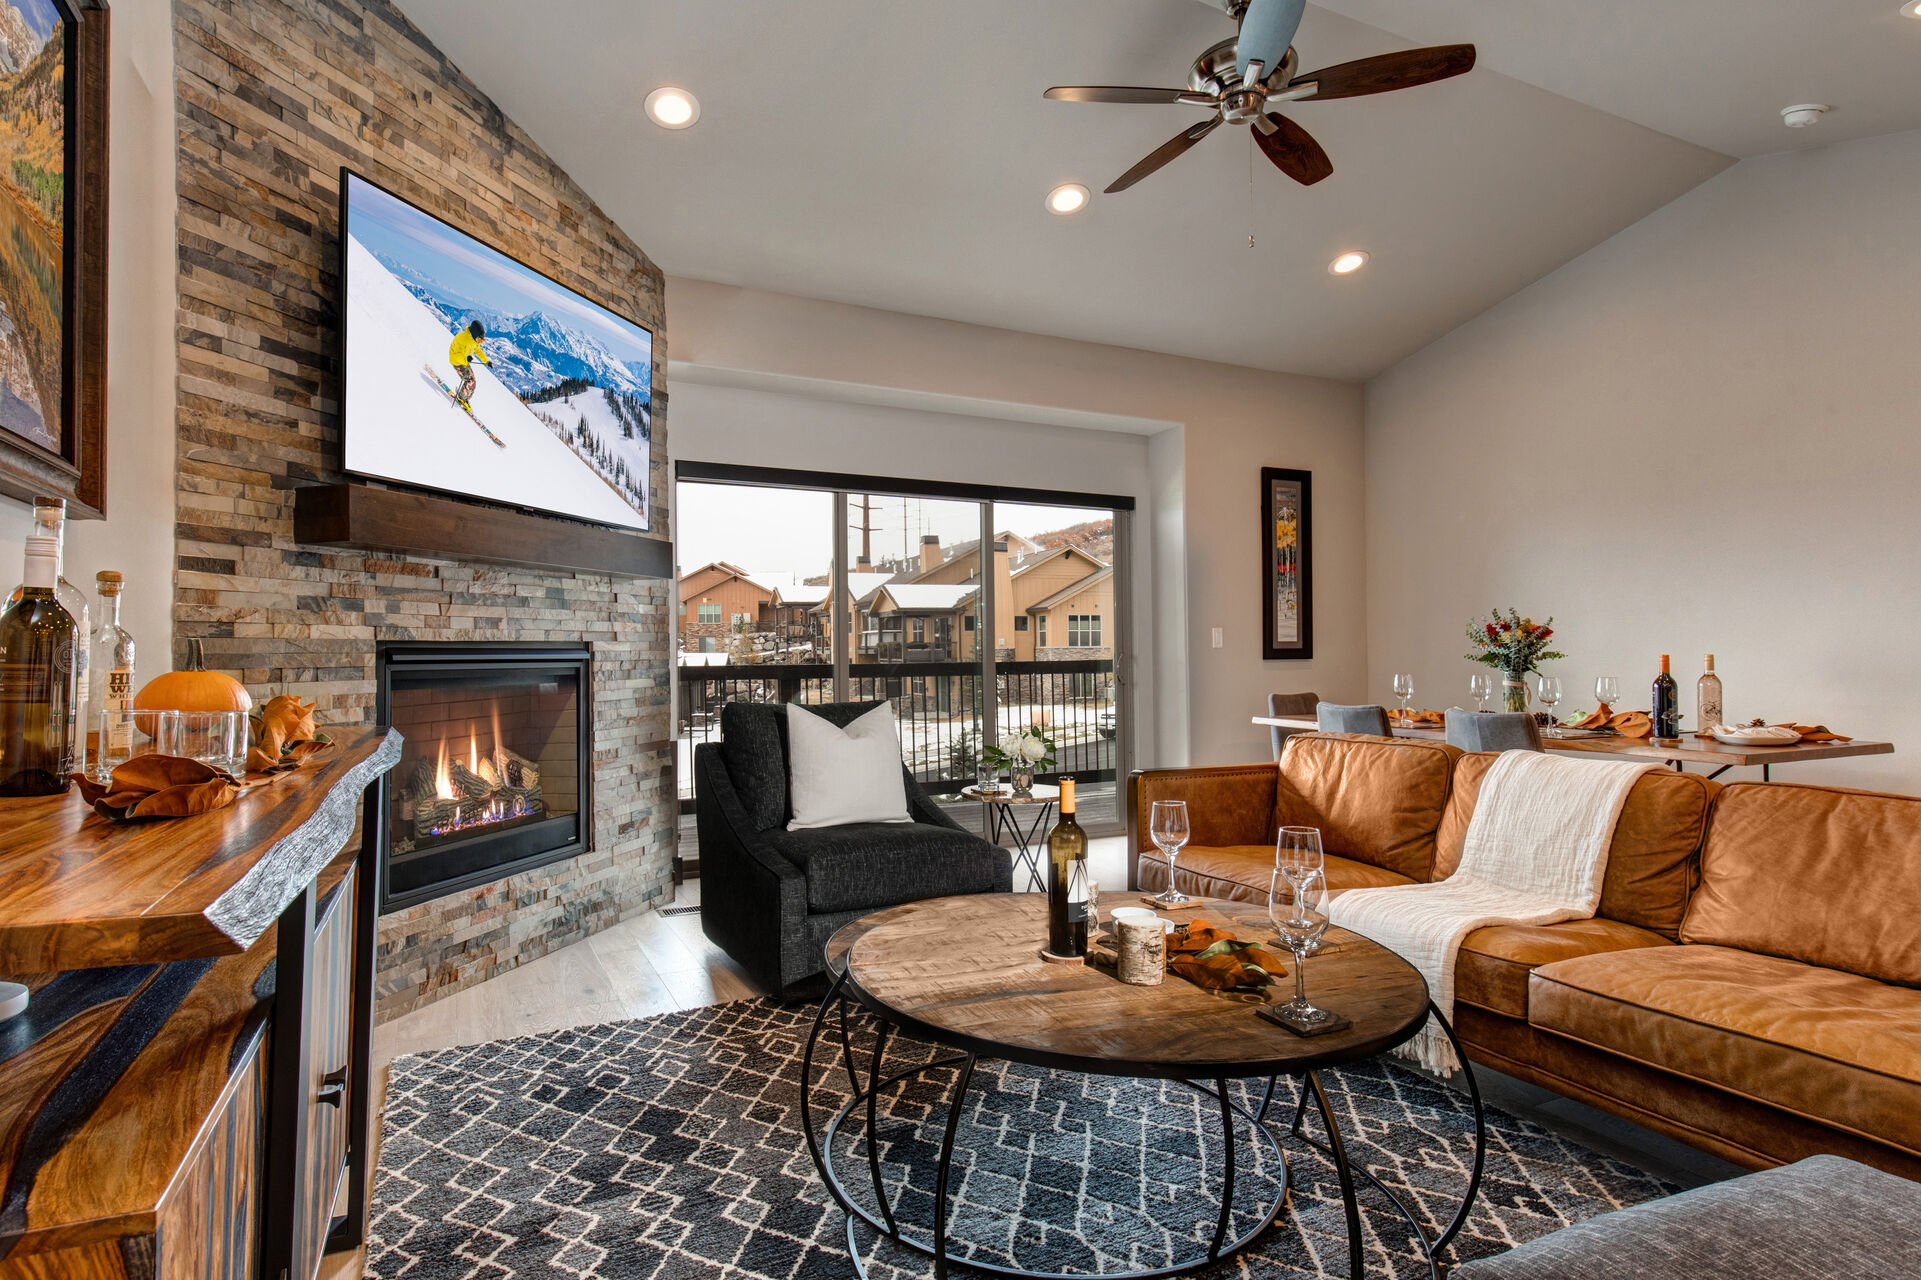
133, 639, 253, 714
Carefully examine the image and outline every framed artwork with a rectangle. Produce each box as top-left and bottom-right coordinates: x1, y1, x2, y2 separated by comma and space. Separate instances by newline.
0, 1, 108, 516
1261, 467, 1312, 660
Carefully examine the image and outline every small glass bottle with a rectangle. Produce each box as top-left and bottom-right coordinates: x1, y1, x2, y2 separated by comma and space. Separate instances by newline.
1696, 655, 1723, 738
0, 500, 81, 793
90, 571, 136, 780
9, 497, 89, 776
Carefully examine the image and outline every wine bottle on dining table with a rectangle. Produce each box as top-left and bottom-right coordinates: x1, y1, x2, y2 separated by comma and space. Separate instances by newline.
1652, 654, 1680, 741
1046, 777, 1089, 958
0, 501, 81, 795
1696, 655, 1723, 738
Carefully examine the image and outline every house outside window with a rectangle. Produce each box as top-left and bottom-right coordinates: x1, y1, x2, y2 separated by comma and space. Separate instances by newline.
1069, 614, 1102, 647
911, 618, 926, 643
1014, 616, 1028, 632
698, 602, 721, 624
963, 615, 975, 631
1038, 615, 1047, 648
731, 612, 748, 629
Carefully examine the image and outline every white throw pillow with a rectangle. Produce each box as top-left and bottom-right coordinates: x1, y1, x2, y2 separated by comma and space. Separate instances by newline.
785, 702, 913, 831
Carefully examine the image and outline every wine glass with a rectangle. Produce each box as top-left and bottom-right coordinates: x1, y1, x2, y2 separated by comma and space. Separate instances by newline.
1391, 673, 1415, 727
1269, 829, 1334, 1032
1149, 800, 1191, 906
1536, 675, 1563, 736
1594, 676, 1620, 711
1468, 671, 1492, 713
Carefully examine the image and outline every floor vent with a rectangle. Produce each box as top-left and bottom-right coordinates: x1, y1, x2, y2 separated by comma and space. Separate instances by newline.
659, 905, 700, 917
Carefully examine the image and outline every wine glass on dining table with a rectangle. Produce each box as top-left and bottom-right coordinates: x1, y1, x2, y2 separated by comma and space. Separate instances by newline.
1536, 675, 1564, 736
1468, 671, 1492, 713
1392, 673, 1415, 727
1149, 799, 1191, 906
1594, 675, 1620, 711
1268, 826, 1336, 1032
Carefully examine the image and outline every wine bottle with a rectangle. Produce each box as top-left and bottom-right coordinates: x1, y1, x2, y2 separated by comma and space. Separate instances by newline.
0, 501, 81, 794
1651, 654, 1680, 741
1696, 654, 1723, 738
8, 497, 88, 776
1045, 776, 1089, 958
91, 571, 135, 779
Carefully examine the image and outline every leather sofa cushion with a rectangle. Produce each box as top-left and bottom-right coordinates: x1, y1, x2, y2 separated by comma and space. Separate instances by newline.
1131, 763, 1282, 854
1457, 919, 1673, 1019
765, 821, 1007, 914
721, 701, 886, 831
1139, 846, 1415, 905
1438, 753, 1713, 939
1682, 783, 1921, 986
1530, 945, 1921, 1154
1277, 732, 1460, 883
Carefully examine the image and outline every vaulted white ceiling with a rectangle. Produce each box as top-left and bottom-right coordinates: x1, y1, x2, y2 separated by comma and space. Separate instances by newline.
390, 1, 1911, 381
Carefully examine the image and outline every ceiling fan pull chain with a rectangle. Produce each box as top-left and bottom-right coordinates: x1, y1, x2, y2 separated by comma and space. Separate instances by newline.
1247, 131, 1256, 249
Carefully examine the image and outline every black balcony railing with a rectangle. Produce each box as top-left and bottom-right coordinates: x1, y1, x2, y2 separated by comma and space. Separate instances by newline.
676, 658, 1117, 813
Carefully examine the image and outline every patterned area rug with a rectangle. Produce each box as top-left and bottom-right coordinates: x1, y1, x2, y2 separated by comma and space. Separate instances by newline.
368, 998, 1675, 1278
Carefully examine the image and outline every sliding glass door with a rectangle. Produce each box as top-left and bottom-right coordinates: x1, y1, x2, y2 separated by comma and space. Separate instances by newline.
673, 465, 1132, 841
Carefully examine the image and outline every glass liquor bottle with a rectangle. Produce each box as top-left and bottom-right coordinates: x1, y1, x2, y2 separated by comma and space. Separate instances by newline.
91, 571, 135, 780
0, 501, 81, 793
1696, 655, 1723, 738
1651, 654, 1680, 742
9, 497, 89, 775
1046, 777, 1089, 958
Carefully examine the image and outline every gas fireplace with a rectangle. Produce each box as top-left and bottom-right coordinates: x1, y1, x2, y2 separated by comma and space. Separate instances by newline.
376, 643, 592, 911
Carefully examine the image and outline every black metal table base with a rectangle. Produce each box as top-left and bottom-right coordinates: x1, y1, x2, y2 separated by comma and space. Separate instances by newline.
980, 801, 1056, 893
801, 974, 1486, 1279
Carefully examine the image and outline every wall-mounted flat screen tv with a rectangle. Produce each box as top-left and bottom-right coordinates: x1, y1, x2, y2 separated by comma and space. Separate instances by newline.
339, 169, 652, 531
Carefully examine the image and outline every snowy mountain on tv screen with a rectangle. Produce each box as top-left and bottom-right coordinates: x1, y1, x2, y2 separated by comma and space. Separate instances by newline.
377, 251, 653, 404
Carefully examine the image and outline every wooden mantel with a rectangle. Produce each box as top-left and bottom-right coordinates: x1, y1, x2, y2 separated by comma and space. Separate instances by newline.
0, 726, 402, 973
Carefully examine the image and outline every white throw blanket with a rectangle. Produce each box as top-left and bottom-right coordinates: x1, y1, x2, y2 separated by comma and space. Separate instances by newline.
1326, 750, 1655, 1073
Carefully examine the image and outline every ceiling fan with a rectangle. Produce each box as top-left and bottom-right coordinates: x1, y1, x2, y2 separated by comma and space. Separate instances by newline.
1044, 0, 1475, 192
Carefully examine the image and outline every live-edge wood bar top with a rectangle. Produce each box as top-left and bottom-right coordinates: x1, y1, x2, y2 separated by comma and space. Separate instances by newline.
830, 894, 1429, 1079
0, 725, 402, 973
1253, 715, 1894, 769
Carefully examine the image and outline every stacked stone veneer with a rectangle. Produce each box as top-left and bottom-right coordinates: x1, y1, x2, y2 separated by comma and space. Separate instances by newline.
174, 0, 674, 1021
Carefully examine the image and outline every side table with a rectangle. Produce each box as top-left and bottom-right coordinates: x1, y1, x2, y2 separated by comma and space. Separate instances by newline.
959, 783, 1058, 892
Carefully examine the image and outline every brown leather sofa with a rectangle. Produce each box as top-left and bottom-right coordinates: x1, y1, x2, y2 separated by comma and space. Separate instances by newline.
1127, 731, 1921, 1179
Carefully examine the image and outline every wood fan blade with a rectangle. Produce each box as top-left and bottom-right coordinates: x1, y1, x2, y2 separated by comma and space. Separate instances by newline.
1254, 113, 1332, 185
1289, 44, 1476, 100
1044, 85, 1208, 105
1105, 116, 1222, 193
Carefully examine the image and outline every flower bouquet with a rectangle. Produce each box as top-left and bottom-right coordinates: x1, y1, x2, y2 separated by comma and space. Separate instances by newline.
984, 727, 1056, 795
1465, 608, 1566, 713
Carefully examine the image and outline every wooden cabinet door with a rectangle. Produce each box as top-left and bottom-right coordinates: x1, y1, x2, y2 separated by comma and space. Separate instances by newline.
290, 863, 356, 1280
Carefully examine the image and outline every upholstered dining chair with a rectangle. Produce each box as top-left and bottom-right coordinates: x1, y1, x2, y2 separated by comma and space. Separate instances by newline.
1266, 691, 1322, 759
1316, 702, 1393, 736
1445, 711, 1545, 753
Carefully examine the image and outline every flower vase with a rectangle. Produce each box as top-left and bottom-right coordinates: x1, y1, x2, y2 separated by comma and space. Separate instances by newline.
1009, 762, 1034, 795
1501, 672, 1531, 714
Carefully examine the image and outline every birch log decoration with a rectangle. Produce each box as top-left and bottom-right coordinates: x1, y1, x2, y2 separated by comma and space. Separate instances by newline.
1116, 918, 1166, 986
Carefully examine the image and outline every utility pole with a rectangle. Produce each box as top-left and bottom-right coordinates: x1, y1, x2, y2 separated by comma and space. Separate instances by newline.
854, 494, 873, 565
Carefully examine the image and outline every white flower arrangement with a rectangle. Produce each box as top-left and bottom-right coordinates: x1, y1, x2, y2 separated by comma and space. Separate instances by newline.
983, 727, 1057, 774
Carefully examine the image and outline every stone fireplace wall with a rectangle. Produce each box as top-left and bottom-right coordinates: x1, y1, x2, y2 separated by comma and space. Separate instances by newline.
173, 0, 674, 1020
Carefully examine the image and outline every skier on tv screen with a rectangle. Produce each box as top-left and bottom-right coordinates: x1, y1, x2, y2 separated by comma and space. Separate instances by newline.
448, 319, 491, 410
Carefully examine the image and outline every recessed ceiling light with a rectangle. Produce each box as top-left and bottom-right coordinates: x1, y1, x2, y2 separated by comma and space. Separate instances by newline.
1902, 1, 1921, 17
1328, 250, 1369, 275
1045, 183, 1090, 215
644, 86, 699, 129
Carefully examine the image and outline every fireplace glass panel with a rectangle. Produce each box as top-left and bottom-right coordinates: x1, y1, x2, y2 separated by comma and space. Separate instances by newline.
381, 649, 588, 909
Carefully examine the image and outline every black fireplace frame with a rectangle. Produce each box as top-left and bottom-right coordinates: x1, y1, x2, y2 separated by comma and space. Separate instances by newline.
375, 641, 593, 913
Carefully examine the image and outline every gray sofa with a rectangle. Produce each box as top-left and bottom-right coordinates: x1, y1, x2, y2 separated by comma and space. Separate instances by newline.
696, 700, 1012, 993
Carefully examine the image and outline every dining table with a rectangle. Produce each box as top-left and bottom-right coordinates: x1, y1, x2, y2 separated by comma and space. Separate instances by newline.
1251, 715, 1893, 780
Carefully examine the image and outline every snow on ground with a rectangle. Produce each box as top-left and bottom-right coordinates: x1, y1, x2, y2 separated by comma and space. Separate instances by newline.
530, 388, 649, 514
343, 235, 647, 530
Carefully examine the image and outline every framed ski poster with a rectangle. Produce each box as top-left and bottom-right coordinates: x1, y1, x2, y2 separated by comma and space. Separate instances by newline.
1261, 467, 1312, 660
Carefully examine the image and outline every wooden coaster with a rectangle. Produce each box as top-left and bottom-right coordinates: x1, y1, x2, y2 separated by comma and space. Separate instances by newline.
1139, 895, 1191, 909
1038, 948, 1087, 966
1258, 1003, 1353, 1037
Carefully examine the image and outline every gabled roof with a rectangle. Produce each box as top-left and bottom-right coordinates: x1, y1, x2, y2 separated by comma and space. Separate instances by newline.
804, 571, 899, 614
772, 583, 830, 607
1010, 544, 1109, 579
1025, 565, 1114, 613
678, 561, 773, 593
873, 583, 979, 612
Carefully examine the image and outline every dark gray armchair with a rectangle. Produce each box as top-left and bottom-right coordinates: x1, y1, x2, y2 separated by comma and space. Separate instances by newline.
1445, 711, 1545, 753
696, 700, 1012, 994
1316, 702, 1393, 736
1266, 691, 1321, 759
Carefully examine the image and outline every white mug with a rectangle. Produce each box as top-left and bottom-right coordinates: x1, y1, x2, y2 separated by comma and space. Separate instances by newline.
1109, 906, 1173, 934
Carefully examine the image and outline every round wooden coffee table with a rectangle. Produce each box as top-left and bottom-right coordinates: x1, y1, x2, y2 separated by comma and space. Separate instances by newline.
800, 894, 1488, 1279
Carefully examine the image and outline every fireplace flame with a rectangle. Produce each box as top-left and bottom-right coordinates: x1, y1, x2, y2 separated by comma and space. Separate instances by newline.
434, 736, 454, 800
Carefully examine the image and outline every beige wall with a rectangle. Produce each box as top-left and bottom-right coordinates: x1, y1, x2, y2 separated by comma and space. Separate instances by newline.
0, 5, 176, 667
1365, 126, 1921, 794
667, 279, 1365, 767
